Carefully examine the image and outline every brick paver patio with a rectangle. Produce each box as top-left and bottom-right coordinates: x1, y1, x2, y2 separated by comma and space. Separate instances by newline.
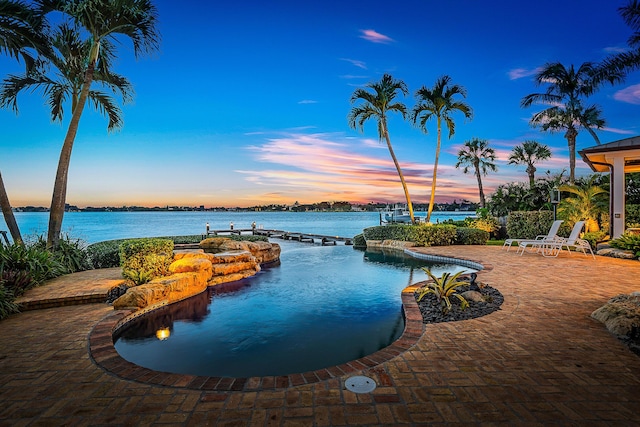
1, 245, 640, 426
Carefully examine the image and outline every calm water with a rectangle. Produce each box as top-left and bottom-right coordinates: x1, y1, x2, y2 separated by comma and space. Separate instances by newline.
3, 210, 475, 243
114, 242, 472, 377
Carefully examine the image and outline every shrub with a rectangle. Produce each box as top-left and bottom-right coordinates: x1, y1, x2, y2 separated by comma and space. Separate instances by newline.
627, 204, 640, 226
455, 227, 489, 245
87, 239, 125, 269
609, 233, 640, 257
119, 238, 174, 285
506, 211, 554, 239
362, 224, 457, 247
0, 283, 19, 321
31, 234, 92, 274
416, 269, 470, 315
352, 233, 366, 248
0, 242, 64, 287
582, 231, 608, 250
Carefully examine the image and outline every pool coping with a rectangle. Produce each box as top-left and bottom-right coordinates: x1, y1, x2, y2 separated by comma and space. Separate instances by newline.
88, 250, 491, 391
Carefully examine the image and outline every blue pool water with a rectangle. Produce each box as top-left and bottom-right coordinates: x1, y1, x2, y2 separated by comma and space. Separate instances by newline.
114, 242, 472, 377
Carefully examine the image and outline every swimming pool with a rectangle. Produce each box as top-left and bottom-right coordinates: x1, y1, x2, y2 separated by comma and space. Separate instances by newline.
113, 242, 472, 377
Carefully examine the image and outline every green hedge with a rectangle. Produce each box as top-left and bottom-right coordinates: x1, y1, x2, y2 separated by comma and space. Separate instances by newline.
353, 233, 366, 248
455, 227, 489, 245
506, 211, 554, 239
363, 224, 457, 247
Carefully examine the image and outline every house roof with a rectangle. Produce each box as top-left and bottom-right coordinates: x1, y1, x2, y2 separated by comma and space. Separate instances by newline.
579, 135, 640, 173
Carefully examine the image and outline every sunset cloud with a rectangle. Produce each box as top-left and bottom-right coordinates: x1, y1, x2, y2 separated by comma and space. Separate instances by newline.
614, 84, 640, 105
359, 29, 393, 44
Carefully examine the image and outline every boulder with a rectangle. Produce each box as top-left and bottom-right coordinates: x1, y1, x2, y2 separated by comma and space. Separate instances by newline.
460, 290, 485, 303
591, 294, 640, 338
199, 238, 281, 264
596, 247, 637, 259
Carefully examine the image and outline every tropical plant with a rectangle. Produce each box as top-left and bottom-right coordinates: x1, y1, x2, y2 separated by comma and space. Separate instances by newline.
348, 73, 415, 223
416, 269, 470, 315
609, 232, 640, 257
31, 233, 91, 273
0, 280, 19, 321
455, 138, 497, 207
411, 75, 473, 222
508, 140, 552, 188
558, 176, 609, 233
521, 62, 605, 183
32, 0, 159, 249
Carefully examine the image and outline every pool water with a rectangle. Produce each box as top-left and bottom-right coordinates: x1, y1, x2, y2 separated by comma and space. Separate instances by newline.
114, 242, 471, 377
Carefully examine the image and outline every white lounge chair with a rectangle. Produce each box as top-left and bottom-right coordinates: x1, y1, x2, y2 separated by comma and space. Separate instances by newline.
503, 220, 563, 252
521, 220, 595, 258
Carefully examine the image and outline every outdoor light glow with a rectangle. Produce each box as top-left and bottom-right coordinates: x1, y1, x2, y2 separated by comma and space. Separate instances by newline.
156, 327, 170, 340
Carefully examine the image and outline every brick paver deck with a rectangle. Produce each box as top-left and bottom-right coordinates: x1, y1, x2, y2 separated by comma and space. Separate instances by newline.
2, 246, 640, 426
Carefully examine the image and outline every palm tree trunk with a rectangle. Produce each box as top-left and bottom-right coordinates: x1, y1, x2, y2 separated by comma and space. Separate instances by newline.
383, 124, 415, 223
526, 164, 536, 189
47, 42, 99, 249
475, 164, 485, 207
0, 171, 22, 245
565, 128, 578, 184
426, 118, 442, 223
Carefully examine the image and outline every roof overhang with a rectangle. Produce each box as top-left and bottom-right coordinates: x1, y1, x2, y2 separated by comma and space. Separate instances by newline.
579, 136, 640, 173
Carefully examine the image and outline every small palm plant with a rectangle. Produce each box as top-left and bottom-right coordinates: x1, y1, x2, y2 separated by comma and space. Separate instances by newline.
416, 269, 470, 314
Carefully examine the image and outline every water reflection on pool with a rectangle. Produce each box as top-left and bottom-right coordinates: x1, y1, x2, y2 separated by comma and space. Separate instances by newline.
114, 242, 471, 377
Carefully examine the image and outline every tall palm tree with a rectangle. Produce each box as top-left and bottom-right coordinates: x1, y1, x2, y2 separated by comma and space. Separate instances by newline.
348, 73, 415, 223
455, 138, 497, 208
596, 1, 640, 84
41, 0, 160, 248
508, 140, 552, 188
0, 0, 51, 245
411, 75, 472, 222
521, 62, 605, 184
0, 0, 50, 70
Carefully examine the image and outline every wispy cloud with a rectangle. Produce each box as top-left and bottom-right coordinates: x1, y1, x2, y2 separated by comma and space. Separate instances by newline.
507, 67, 542, 80
359, 29, 393, 44
298, 99, 318, 104
614, 83, 640, 105
602, 126, 636, 135
603, 46, 628, 54
340, 58, 367, 69
339, 74, 369, 79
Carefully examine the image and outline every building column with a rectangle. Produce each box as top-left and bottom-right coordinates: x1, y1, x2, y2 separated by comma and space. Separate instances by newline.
612, 156, 626, 238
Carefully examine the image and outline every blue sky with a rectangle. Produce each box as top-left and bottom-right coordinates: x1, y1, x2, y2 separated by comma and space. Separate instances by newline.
1, 0, 639, 208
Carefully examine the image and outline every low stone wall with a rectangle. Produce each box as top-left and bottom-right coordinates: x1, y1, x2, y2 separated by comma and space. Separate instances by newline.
365, 239, 416, 249
112, 241, 280, 311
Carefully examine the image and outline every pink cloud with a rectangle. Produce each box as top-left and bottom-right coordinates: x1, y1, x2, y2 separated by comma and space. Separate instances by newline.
614, 84, 640, 105
359, 29, 393, 44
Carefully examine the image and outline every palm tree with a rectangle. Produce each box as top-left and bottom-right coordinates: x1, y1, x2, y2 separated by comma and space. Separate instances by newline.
0, 0, 50, 70
558, 177, 608, 233
41, 0, 160, 248
411, 75, 472, 222
0, 0, 52, 245
455, 138, 497, 208
508, 140, 552, 188
596, 1, 640, 84
348, 73, 415, 223
521, 62, 605, 184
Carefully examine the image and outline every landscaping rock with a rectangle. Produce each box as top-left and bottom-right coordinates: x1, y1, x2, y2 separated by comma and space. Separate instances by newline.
591, 294, 640, 338
596, 247, 637, 259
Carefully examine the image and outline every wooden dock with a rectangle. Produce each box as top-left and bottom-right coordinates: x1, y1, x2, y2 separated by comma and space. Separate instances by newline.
204, 227, 352, 246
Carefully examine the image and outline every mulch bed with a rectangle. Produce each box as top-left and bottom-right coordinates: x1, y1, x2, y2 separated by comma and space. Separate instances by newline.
415, 282, 504, 324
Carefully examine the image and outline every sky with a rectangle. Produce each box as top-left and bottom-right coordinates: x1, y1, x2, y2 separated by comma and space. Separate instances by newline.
1, 0, 639, 208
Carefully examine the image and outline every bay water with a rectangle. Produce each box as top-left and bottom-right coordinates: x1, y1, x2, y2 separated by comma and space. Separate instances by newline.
2, 211, 475, 244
